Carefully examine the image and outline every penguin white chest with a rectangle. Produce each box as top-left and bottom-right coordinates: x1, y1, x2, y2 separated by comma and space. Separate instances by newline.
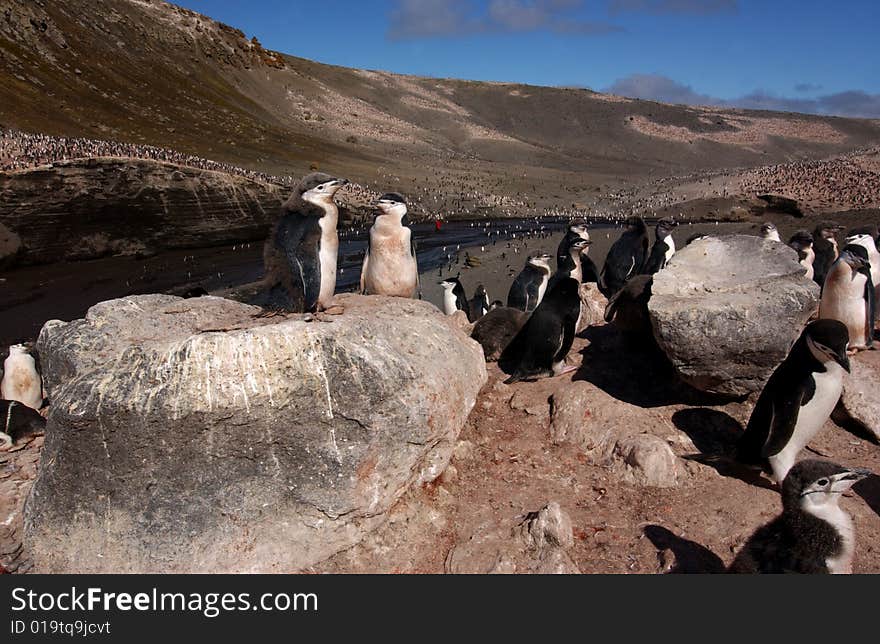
365, 224, 418, 297
663, 235, 676, 262
1, 351, 42, 410
316, 212, 339, 308
769, 365, 844, 483
443, 290, 458, 315
819, 265, 869, 346
536, 275, 548, 308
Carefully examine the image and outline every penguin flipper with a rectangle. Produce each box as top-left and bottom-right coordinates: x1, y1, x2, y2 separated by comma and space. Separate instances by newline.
760, 383, 809, 459
864, 271, 876, 346
360, 248, 369, 295
524, 279, 540, 313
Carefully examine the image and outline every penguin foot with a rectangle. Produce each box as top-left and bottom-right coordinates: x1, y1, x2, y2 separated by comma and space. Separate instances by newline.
322, 305, 345, 316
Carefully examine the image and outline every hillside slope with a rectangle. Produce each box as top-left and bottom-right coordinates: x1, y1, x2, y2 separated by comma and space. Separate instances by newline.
3, 0, 880, 200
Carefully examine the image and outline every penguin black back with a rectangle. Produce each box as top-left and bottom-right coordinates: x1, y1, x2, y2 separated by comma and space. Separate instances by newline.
812, 222, 843, 289
600, 216, 649, 297
499, 277, 581, 384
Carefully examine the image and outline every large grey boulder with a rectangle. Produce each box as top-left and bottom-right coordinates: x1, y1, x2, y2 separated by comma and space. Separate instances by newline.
25, 293, 486, 572
648, 235, 820, 396
834, 351, 880, 441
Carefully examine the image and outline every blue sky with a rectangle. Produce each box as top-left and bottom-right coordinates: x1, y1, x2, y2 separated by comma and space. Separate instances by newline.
173, 0, 880, 117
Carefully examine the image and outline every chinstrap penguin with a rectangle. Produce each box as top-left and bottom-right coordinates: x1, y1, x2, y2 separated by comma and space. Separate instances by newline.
262, 172, 348, 313
507, 253, 552, 313
1, 344, 44, 411
600, 216, 649, 297
0, 399, 46, 449
468, 284, 490, 322
360, 192, 420, 299
728, 460, 871, 574
812, 222, 845, 289
439, 277, 469, 316
555, 220, 589, 271
735, 319, 851, 484
642, 218, 678, 274
788, 230, 815, 281
499, 276, 581, 384
818, 244, 874, 350
760, 222, 781, 242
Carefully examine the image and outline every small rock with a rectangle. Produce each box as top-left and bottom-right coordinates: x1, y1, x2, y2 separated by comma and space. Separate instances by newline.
835, 351, 880, 441
577, 283, 608, 333
612, 434, 679, 488
520, 502, 574, 549
452, 440, 476, 461
549, 381, 616, 460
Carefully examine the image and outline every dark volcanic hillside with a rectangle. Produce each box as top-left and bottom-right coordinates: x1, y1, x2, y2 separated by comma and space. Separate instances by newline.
3, 0, 880, 202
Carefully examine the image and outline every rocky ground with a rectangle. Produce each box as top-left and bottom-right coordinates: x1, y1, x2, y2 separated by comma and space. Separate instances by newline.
313, 327, 880, 574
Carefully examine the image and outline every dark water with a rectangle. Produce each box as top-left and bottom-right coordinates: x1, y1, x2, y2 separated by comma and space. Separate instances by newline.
0, 217, 593, 346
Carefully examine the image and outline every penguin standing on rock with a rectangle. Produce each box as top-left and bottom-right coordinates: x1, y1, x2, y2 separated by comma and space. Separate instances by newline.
760, 222, 781, 242
600, 216, 649, 297
812, 222, 845, 289
507, 253, 552, 313
788, 230, 815, 281
439, 277, 469, 316
729, 460, 871, 574
735, 319, 851, 484
499, 277, 581, 384
262, 172, 348, 313
819, 245, 874, 350
360, 193, 420, 298
642, 218, 678, 274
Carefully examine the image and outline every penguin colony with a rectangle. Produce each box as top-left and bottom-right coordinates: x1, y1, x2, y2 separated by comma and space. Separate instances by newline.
5, 168, 878, 574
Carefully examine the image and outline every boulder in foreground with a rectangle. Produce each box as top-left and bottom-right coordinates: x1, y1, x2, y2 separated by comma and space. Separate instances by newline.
26, 294, 486, 572
648, 235, 819, 396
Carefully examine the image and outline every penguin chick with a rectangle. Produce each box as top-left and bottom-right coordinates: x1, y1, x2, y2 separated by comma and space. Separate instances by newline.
728, 460, 871, 574
360, 193, 419, 298
471, 306, 529, 361
262, 172, 348, 313
735, 319, 851, 484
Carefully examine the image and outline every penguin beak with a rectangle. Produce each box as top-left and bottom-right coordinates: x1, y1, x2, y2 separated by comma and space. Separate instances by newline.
831, 468, 872, 493
836, 351, 851, 373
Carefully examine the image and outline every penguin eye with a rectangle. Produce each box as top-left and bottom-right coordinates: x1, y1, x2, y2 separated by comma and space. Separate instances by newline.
817, 478, 829, 487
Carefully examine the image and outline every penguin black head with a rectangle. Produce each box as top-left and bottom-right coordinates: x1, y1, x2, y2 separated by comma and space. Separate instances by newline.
489, 299, 504, 310
568, 220, 589, 239
527, 252, 553, 272
781, 459, 871, 512
297, 172, 348, 204
570, 238, 592, 252
839, 244, 870, 272
656, 218, 678, 238
814, 222, 844, 240
439, 277, 462, 288
788, 230, 813, 250
624, 216, 647, 233
803, 319, 851, 372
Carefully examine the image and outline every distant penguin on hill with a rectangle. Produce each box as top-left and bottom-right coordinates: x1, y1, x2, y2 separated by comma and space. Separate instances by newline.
262, 172, 348, 312
735, 319, 851, 484
507, 253, 553, 313
788, 230, 815, 281
819, 245, 874, 350
642, 218, 678, 274
360, 193, 420, 299
812, 222, 845, 289
471, 306, 529, 361
760, 222, 781, 242
499, 277, 581, 384
600, 216, 649, 297
1, 344, 43, 411
468, 284, 490, 322
439, 277, 469, 316
728, 460, 871, 574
